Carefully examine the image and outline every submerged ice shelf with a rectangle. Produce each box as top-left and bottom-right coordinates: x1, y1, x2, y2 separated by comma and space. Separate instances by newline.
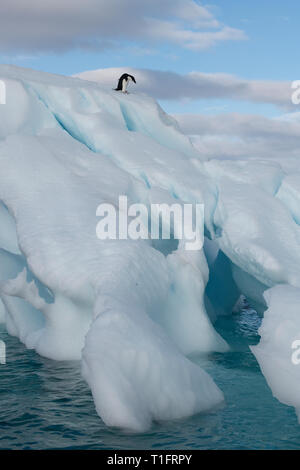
0, 65, 300, 431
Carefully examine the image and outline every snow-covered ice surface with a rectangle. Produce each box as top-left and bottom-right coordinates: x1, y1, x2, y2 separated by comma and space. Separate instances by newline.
0, 65, 300, 431
251, 286, 300, 421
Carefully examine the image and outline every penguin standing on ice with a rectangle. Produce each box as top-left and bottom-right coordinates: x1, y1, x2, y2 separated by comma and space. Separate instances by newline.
114, 73, 136, 94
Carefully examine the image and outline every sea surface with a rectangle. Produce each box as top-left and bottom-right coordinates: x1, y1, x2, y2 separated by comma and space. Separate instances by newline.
0, 308, 299, 450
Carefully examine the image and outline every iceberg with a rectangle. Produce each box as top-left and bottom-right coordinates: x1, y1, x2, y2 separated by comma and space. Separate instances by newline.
0, 64, 300, 430
251, 286, 300, 421
0, 65, 226, 431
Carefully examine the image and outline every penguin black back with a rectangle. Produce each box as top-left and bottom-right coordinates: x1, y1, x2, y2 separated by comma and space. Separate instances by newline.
115, 73, 136, 91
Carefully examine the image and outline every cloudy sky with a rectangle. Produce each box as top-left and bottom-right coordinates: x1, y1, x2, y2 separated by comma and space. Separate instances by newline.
1, 0, 299, 160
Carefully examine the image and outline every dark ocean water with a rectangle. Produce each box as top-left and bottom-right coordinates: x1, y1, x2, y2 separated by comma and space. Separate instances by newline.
0, 309, 299, 450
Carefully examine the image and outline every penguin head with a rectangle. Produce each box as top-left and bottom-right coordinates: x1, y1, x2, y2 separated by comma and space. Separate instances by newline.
128, 75, 136, 84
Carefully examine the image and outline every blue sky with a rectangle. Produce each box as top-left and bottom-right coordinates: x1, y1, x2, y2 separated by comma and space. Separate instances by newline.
4, 1, 297, 78
1, 0, 298, 117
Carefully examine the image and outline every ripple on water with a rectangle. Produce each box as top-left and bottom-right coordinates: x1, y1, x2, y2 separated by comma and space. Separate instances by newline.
0, 309, 299, 450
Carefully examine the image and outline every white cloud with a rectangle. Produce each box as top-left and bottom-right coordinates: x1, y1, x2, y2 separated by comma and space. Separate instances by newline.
76, 67, 294, 109
0, 0, 246, 53
173, 112, 300, 161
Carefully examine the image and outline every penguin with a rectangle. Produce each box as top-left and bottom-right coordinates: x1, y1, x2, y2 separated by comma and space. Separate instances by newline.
115, 73, 136, 94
